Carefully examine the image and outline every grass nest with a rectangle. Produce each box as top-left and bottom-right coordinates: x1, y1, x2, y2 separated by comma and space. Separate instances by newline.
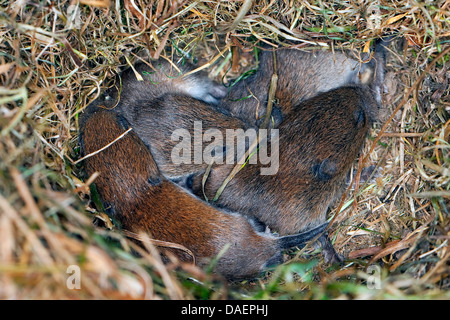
0, 0, 448, 299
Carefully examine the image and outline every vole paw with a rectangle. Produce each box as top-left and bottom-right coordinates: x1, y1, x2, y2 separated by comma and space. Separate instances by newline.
318, 233, 344, 266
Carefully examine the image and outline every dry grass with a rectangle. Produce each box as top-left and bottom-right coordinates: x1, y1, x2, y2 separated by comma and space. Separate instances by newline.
0, 0, 448, 299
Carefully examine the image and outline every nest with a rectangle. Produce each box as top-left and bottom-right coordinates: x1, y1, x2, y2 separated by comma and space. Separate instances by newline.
0, 0, 448, 299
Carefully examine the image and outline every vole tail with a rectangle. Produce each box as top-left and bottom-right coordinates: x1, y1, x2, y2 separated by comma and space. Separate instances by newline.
278, 222, 328, 250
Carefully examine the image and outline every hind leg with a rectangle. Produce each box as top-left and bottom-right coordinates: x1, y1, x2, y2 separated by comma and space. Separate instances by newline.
318, 233, 344, 265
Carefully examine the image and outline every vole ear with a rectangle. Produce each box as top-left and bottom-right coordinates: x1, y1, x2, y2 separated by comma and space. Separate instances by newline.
312, 158, 338, 181
353, 104, 366, 128
147, 176, 162, 186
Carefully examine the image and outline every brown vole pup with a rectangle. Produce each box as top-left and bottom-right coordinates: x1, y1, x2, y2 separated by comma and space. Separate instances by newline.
79, 108, 328, 280
222, 42, 387, 127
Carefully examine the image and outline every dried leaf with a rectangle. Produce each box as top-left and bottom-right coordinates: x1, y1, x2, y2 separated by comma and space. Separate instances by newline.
384, 13, 408, 25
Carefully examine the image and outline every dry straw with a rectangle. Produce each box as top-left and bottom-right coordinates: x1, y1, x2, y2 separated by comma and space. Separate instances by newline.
0, 0, 448, 299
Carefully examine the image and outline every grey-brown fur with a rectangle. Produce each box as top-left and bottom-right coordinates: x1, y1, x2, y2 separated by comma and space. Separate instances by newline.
222, 43, 386, 127
191, 86, 377, 235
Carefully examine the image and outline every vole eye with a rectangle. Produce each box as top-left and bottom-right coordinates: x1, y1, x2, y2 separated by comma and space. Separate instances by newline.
312, 158, 337, 181
148, 176, 162, 186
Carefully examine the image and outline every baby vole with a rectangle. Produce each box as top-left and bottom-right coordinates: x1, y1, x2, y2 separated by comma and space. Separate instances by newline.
79, 108, 327, 280
222, 41, 387, 127
192, 85, 378, 236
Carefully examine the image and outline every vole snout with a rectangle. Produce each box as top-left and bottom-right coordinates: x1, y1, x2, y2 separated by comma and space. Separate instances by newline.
191, 79, 228, 105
